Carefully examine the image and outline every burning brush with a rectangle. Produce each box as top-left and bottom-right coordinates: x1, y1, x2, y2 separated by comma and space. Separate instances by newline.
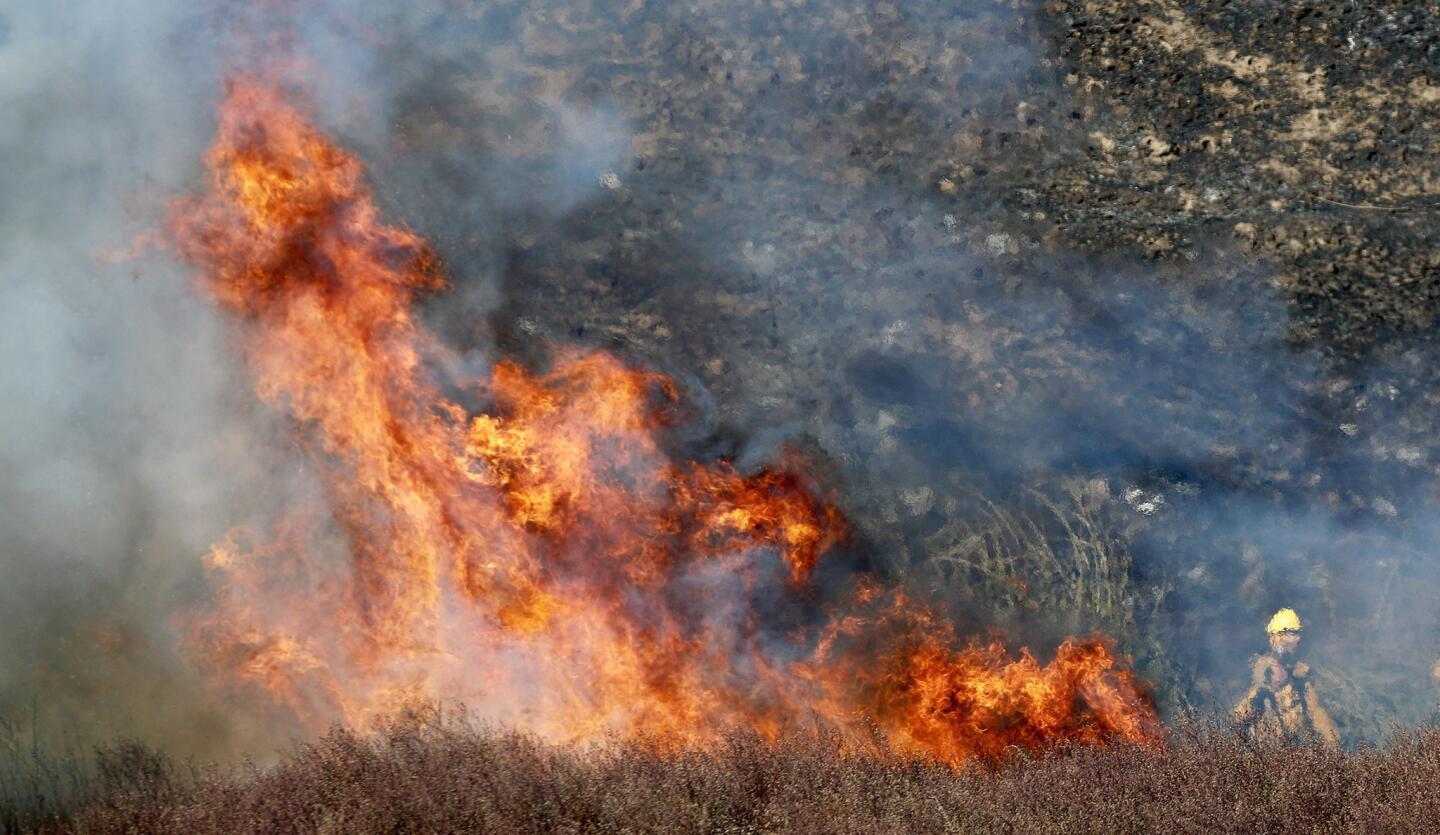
166, 77, 1159, 763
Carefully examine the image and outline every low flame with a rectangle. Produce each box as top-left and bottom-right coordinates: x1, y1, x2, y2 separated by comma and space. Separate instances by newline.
799, 588, 1159, 760
168, 77, 1160, 761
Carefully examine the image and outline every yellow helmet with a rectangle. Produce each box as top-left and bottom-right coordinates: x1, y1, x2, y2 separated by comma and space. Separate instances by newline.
1266, 608, 1302, 634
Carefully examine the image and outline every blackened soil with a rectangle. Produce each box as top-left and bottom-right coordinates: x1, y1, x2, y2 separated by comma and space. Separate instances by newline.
1047, 0, 1440, 349
360, 0, 1440, 738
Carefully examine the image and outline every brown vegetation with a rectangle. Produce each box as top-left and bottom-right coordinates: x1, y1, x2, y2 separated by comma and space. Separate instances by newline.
9, 710, 1439, 834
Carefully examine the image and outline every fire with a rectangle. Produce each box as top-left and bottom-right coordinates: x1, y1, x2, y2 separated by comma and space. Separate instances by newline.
798, 589, 1161, 761
167, 76, 1159, 762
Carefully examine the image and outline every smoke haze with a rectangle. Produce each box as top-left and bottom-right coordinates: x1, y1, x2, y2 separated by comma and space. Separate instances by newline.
2, 0, 1439, 760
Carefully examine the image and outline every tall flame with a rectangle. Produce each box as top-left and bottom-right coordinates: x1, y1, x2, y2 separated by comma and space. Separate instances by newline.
168, 77, 1160, 761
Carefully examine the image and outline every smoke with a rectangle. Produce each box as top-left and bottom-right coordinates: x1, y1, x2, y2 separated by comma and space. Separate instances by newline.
429, 0, 1440, 737
3, 0, 1438, 760
0, 0, 247, 755
0, 0, 648, 757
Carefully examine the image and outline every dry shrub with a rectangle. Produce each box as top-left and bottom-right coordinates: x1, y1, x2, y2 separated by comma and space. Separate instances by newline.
44, 712, 1440, 834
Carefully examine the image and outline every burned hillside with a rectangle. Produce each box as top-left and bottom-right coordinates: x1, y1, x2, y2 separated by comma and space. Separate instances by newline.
2, 1, 1440, 812
329, 0, 1440, 739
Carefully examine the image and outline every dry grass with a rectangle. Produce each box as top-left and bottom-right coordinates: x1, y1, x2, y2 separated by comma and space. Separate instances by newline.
0, 716, 92, 835
21, 709, 1440, 834
926, 478, 1152, 631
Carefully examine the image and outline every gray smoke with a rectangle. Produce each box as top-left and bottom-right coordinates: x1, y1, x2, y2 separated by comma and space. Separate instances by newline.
403, 0, 1440, 740
0, 0, 638, 759
3, 0, 1438, 764
0, 0, 259, 757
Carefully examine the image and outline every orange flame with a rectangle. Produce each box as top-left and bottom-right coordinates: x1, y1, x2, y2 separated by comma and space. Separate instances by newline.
168, 77, 1159, 761
798, 588, 1161, 761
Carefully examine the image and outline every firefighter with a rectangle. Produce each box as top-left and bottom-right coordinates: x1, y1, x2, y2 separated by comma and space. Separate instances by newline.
1232, 607, 1340, 748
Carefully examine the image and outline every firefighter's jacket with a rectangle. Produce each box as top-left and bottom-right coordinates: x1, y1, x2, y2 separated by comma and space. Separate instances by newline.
1232, 653, 1340, 748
